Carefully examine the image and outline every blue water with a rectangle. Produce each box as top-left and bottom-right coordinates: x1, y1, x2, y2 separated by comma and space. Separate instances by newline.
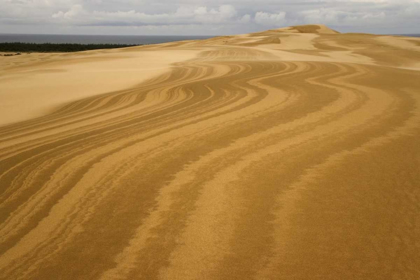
0, 34, 214, 45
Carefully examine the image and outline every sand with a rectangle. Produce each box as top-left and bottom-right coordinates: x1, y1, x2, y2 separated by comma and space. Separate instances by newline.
1, 24, 420, 280
0, 49, 198, 126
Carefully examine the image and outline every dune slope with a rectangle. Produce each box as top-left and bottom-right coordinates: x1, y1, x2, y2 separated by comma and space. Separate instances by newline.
1, 25, 420, 280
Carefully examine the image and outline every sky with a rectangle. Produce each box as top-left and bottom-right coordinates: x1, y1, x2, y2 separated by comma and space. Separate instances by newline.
1, 0, 419, 35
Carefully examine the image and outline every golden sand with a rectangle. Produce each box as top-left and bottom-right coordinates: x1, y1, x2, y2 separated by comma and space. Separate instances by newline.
1, 24, 420, 279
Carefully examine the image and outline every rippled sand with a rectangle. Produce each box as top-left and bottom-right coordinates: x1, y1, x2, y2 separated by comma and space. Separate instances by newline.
1, 24, 420, 280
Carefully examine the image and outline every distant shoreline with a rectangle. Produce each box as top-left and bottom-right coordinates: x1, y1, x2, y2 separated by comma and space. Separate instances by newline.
0, 34, 214, 45
0, 42, 140, 53
394, 34, 420, 37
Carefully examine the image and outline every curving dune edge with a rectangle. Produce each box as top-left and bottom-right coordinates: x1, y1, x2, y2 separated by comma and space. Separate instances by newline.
1, 24, 420, 280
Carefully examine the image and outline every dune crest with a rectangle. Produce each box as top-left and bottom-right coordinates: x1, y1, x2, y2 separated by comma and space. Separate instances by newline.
1, 25, 420, 280
279, 24, 340, 34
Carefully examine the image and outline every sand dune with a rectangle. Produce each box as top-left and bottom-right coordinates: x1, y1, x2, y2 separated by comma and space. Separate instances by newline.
1, 25, 420, 279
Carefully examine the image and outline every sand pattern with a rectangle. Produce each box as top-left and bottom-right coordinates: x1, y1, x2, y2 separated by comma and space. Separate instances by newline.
1, 25, 420, 279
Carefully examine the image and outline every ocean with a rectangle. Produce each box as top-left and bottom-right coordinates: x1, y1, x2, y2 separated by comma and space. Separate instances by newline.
399, 34, 420, 37
0, 34, 214, 45
0, 33, 418, 46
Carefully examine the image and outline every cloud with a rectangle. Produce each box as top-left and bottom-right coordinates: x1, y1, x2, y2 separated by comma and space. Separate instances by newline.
297, 3, 416, 27
240, 14, 251, 24
52, 4, 240, 26
1, 0, 419, 35
52, 4, 85, 19
254, 11, 286, 26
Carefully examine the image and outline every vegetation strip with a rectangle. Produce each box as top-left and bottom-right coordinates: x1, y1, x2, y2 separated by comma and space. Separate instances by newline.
0, 42, 141, 53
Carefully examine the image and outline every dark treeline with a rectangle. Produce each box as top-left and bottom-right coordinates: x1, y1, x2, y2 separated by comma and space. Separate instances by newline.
0, 42, 141, 53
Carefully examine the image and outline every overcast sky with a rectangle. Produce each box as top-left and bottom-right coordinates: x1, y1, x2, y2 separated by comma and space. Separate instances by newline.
1, 0, 419, 35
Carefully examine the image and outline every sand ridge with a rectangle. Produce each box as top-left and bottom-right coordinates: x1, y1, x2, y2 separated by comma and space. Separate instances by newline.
1, 24, 420, 279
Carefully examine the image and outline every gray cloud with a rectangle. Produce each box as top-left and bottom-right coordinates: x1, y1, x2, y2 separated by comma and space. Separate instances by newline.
0, 0, 419, 35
